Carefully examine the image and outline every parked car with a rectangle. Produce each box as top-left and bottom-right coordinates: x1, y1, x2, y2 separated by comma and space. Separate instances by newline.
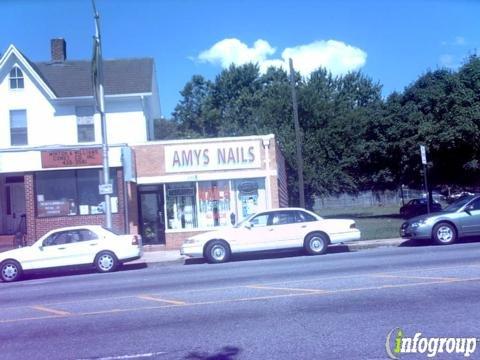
180, 208, 361, 263
400, 194, 480, 245
0, 226, 142, 282
399, 198, 442, 218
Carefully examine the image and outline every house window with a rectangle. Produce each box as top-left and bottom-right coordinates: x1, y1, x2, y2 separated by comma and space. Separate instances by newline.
10, 110, 28, 146
10, 67, 24, 89
76, 106, 95, 143
35, 168, 118, 217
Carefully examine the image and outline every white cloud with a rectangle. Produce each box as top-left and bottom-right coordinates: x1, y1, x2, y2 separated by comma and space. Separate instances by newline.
198, 38, 276, 68
197, 38, 367, 77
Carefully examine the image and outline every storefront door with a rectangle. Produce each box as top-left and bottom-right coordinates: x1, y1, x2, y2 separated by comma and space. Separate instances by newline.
5, 182, 26, 235
139, 188, 165, 245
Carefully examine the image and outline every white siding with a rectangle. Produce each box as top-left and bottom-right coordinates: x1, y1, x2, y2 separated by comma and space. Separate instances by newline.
0, 60, 149, 149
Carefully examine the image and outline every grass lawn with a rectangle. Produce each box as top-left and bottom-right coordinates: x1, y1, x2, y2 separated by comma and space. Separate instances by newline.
317, 205, 404, 240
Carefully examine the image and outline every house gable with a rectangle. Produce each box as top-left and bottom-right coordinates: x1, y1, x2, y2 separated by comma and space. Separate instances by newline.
0, 44, 57, 99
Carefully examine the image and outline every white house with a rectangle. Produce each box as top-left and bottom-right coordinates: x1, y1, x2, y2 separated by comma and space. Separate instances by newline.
0, 39, 160, 241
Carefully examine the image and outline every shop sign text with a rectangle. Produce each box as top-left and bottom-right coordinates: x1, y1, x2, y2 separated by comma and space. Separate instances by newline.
41, 148, 102, 168
165, 141, 261, 173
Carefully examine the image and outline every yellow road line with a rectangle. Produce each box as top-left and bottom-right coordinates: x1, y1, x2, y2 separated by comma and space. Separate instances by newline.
3, 263, 480, 313
247, 285, 326, 293
137, 294, 186, 305
2, 276, 480, 325
30, 305, 71, 316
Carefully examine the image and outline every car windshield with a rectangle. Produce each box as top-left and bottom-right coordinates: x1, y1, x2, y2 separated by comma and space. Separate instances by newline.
443, 195, 476, 212
234, 213, 257, 228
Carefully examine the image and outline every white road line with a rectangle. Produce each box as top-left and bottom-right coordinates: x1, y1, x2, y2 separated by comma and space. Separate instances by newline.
76, 351, 167, 360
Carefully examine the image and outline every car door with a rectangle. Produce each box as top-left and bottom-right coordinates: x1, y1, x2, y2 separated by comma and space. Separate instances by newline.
267, 210, 304, 249
33, 230, 81, 269
459, 198, 480, 235
64, 229, 102, 265
234, 212, 275, 252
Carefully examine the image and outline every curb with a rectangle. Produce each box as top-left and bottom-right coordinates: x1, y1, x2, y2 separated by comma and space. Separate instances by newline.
345, 238, 405, 251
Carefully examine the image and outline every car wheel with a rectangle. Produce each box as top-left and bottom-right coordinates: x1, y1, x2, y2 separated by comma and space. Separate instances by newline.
1, 260, 22, 282
304, 233, 328, 255
433, 222, 457, 245
205, 240, 231, 264
94, 251, 118, 273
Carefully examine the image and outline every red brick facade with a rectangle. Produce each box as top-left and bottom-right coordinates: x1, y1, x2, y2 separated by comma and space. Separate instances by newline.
132, 135, 288, 249
8, 135, 287, 250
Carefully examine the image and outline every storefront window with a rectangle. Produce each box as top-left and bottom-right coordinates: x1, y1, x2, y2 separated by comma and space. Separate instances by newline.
166, 183, 197, 229
198, 180, 231, 228
35, 169, 118, 217
161, 178, 266, 231
235, 179, 266, 222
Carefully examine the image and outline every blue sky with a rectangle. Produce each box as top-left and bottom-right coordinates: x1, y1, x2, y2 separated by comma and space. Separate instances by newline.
1, 0, 479, 117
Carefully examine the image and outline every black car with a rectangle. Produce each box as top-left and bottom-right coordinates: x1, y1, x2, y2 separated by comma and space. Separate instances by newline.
399, 198, 442, 218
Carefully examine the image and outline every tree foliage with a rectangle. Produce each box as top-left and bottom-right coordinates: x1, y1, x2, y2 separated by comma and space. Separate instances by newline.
155, 55, 480, 206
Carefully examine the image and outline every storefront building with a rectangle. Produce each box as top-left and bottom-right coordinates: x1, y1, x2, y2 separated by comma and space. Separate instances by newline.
0, 41, 288, 250
0, 146, 135, 244
133, 134, 288, 249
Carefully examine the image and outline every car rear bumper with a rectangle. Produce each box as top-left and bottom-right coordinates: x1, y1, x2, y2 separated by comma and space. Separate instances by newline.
330, 229, 361, 244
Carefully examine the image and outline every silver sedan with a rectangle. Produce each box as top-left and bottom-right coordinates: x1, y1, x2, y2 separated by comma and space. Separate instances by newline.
400, 195, 480, 245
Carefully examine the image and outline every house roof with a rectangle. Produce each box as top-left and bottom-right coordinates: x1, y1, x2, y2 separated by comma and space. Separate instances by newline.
31, 58, 154, 97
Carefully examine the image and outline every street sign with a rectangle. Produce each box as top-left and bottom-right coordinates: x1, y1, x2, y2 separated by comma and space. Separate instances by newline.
420, 145, 427, 165
99, 183, 113, 195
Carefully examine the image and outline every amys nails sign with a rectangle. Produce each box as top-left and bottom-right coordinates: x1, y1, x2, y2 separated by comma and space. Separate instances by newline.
164, 140, 262, 173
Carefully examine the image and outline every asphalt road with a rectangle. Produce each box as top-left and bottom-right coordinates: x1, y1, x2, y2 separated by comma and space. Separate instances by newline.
1, 241, 480, 360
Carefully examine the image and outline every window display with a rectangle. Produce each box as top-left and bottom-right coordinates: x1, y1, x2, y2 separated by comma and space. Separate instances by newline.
35, 169, 118, 217
235, 179, 266, 222
160, 178, 266, 231
166, 183, 197, 229
198, 180, 231, 228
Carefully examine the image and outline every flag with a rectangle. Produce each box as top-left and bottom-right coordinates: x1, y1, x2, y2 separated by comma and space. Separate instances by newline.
92, 0, 105, 113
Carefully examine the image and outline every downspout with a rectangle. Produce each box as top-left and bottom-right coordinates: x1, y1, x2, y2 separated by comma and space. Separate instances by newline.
263, 137, 271, 208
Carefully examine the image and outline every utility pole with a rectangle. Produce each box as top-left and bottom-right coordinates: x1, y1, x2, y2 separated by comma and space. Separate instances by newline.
92, 0, 112, 228
289, 58, 305, 208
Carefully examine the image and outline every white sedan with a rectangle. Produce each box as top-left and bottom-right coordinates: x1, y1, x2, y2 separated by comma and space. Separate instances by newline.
0, 226, 142, 282
181, 208, 361, 263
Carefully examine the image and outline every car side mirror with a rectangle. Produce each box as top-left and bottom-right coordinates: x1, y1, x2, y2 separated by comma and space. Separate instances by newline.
244, 222, 253, 229
465, 205, 474, 214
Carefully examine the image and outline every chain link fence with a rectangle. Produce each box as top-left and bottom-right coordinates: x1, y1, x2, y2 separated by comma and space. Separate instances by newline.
313, 188, 427, 210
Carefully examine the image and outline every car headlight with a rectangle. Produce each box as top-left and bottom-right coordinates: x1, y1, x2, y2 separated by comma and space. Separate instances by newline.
410, 219, 429, 228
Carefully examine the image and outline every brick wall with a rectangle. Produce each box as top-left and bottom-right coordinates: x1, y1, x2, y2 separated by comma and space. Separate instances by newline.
165, 230, 204, 250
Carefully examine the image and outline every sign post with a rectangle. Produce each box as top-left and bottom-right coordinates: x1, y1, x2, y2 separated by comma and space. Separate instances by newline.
420, 145, 430, 214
